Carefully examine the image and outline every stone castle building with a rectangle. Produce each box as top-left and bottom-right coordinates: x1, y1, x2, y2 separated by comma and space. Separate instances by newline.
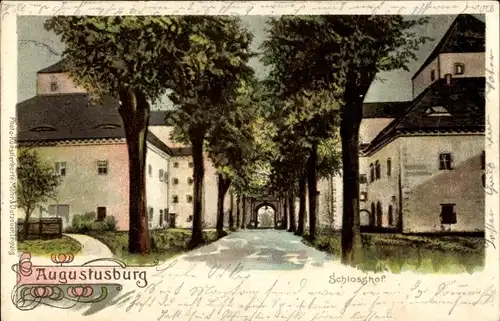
16, 61, 227, 231
317, 14, 486, 233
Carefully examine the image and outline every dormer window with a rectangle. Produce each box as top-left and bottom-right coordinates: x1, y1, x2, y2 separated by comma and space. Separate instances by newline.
94, 123, 120, 130
425, 106, 451, 117
30, 125, 56, 132
50, 81, 59, 92
454, 63, 464, 75
430, 69, 436, 81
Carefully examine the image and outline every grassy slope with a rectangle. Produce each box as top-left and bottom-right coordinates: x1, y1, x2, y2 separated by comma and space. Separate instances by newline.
17, 235, 82, 256
88, 228, 224, 265
305, 232, 485, 274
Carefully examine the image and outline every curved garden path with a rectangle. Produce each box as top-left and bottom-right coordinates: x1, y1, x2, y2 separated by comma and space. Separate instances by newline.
64, 233, 113, 257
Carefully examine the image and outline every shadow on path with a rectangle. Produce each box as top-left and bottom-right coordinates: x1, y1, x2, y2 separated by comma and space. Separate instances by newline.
182, 229, 333, 271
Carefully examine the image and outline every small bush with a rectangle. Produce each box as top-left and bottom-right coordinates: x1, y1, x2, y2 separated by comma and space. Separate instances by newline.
103, 216, 117, 231
90, 221, 107, 232
69, 212, 117, 233
71, 213, 94, 233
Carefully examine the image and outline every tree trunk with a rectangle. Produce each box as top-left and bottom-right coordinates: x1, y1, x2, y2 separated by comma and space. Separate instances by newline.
307, 142, 318, 242
283, 196, 288, 230
398, 173, 403, 232
330, 175, 335, 229
241, 196, 247, 229
189, 130, 205, 248
236, 194, 241, 228
23, 207, 32, 241
229, 190, 235, 229
118, 87, 151, 254
288, 192, 297, 233
340, 75, 368, 266
295, 173, 307, 236
216, 174, 231, 238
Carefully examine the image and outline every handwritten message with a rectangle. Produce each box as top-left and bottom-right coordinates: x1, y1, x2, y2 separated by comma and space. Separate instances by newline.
0, 1, 498, 18
119, 261, 497, 321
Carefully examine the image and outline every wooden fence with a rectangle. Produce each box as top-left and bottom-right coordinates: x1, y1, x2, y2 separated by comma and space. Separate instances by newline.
17, 217, 63, 241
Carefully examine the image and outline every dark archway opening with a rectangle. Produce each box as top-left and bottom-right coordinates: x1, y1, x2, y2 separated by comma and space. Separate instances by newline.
254, 203, 277, 229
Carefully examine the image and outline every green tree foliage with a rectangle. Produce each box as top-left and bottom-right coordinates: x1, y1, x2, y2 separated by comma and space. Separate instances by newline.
262, 18, 344, 241
45, 16, 256, 250
17, 149, 62, 240
44, 16, 187, 254
206, 79, 261, 237
261, 15, 430, 264
165, 17, 256, 247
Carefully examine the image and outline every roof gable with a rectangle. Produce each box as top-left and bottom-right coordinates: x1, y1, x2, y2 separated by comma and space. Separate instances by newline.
411, 15, 485, 80
37, 61, 66, 74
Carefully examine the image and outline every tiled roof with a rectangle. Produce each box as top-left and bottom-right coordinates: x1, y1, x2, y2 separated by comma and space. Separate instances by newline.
171, 147, 193, 157
16, 93, 173, 155
411, 14, 485, 80
363, 77, 485, 155
362, 101, 411, 118
149, 110, 173, 126
37, 61, 66, 74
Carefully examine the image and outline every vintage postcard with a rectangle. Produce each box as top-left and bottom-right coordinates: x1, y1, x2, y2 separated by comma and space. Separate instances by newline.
1, 1, 499, 321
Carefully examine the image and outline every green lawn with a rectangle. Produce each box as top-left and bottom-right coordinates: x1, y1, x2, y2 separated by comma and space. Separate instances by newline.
305, 232, 485, 274
87, 228, 226, 265
17, 236, 82, 257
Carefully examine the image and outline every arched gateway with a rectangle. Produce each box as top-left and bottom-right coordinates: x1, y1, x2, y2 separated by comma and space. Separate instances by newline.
244, 195, 284, 229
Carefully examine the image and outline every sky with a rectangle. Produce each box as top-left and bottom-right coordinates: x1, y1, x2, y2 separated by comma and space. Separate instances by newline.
17, 15, 482, 106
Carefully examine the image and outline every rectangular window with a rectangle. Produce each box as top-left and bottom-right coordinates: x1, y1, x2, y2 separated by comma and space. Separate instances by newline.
169, 213, 176, 228
97, 160, 108, 175
481, 151, 485, 170
188, 177, 194, 185
360, 192, 367, 202
188, 162, 194, 168
439, 153, 453, 170
172, 178, 179, 185
47, 204, 70, 226
186, 195, 193, 203
50, 81, 59, 92
148, 207, 154, 221
173, 162, 179, 168
430, 69, 436, 81
387, 159, 392, 177
97, 207, 106, 221
454, 63, 464, 75
159, 169, 164, 182
440, 204, 457, 224
173, 195, 179, 204
359, 174, 367, 184
164, 172, 168, 183
55, 162, 67, 176
148, 165, 152, 176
